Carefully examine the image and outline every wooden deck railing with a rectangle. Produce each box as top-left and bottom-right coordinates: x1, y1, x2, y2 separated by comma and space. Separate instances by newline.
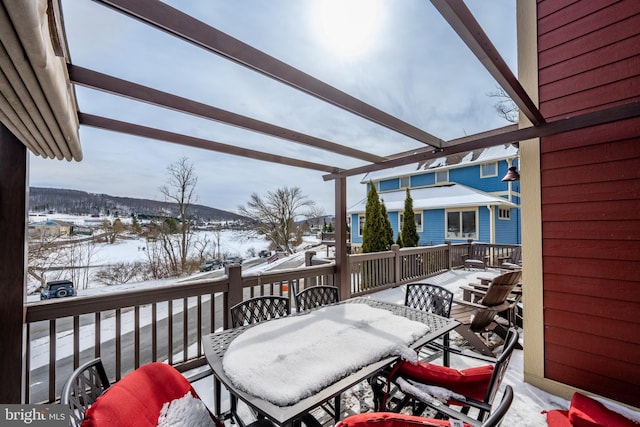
24, 242, 518, 404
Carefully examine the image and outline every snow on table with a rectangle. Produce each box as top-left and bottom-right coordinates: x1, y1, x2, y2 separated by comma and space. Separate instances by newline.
222, 303, 430, 407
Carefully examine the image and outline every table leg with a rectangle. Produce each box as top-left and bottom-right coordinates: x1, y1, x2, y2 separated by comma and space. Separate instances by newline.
215, 377, 222, 417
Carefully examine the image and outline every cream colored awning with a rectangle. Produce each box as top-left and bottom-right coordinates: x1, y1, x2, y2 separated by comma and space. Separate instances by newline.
0, 0, 81, 161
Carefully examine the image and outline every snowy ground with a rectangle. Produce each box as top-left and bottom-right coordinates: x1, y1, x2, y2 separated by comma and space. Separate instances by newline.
192, 268, 640, 427
28, 211, 321, 298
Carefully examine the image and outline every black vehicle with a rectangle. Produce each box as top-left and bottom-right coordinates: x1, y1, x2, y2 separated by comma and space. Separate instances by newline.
223, 256, 243, 266
258, 250, 272, 258
40, 280, 75, 300
200, 259, 222, 272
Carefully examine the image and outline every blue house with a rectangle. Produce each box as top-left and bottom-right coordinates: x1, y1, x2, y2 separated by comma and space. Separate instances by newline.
348, 144, 520, 247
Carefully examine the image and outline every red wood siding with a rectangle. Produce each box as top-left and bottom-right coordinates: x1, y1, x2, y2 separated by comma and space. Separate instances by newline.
537, 0, 640, 407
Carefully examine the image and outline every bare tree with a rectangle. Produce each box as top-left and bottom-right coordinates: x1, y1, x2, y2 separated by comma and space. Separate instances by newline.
238, 186, 317, 254
63, 238, 97, 290
193, 232, 213, 262
159, 157, 198, 274
27, 234, 64, 291
488, 86, 519, 123
211, 225, 222, 260
95, 262, 145, 285
101, 218, 126, 244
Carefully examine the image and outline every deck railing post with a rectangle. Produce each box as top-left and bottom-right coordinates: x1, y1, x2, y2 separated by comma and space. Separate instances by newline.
305, 251, 318, 287
392, 244, 401, 285
446, 240, 452, 270
226, 264, 243, 328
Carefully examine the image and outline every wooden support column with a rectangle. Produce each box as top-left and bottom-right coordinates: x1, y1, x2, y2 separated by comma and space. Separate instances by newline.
334, 177, 350, 300
0, 123, 28, 403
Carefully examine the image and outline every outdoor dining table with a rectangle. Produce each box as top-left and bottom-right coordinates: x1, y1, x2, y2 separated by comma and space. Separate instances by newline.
202, 297, 459, 427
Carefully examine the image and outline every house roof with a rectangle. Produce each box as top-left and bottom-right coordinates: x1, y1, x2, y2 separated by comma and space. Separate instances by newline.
30, 220, 73, 227
361, 144, 519, 183
347, 183, 517, 214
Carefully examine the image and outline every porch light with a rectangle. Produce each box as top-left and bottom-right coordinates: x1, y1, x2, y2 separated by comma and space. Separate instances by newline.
501, 166, 520, 182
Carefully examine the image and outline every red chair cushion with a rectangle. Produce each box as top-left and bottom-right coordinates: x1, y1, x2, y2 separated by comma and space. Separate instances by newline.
545, 410, 572, 427
396, 361, 494, 402
82, 362, 208, 427
336, 411, 473, 427
568, 393, 636, 427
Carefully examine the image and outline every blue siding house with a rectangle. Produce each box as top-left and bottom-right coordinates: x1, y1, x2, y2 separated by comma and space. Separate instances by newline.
348, 144, 520, 247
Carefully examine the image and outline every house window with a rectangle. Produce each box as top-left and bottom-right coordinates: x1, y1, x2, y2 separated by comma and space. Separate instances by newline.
446, 210, 477, 239
435, 170, 448, 183
358, 215, 365, 236
499, 208, 511, 220
400, 176, 410, 189
367, 182, 380, 192
481, 162, 497, 178
399, 211, 423, 232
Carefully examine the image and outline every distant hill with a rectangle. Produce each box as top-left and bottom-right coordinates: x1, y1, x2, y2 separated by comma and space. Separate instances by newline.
29, 187, 245, 222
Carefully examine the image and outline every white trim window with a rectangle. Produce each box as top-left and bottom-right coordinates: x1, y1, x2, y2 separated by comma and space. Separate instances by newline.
446, 209, 477, 239
498, 208, 511, 220
399, 211, 423, 232
435, 170, 448, 183
400, 176, 410, 189
481, 162, 498, 178
358, 215, 365, 237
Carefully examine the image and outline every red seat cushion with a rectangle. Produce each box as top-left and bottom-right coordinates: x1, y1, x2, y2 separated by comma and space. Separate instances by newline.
545, 410, 572, 427
396, 361, 494, 402
82, 362, 207, 427
336, 412, 473, 427
568, 393, 637, 427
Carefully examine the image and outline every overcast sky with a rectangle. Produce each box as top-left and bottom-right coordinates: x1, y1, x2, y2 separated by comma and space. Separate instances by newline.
28, 0, 517, 215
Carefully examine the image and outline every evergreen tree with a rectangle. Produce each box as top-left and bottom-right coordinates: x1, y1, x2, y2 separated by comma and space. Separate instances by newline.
131, 215, 142, 234
362, 183, 387, 253
401, 188, 420, 247
380, 200, 394, 249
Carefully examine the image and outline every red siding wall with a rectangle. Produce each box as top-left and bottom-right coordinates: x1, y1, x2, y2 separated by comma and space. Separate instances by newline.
537, 0, 640, 407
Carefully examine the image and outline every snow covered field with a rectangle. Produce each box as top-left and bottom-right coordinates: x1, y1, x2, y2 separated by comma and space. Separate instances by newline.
27, 213, 321, 297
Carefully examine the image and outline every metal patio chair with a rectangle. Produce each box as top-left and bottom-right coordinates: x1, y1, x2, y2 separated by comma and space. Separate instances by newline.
295, 285, 339, 312
340, 385, 514, 427
405, 283, 454, 365
405, 283, 453, 317
61, 358, 110, 427
385, 328, 519, 424
230, 296, 291, 327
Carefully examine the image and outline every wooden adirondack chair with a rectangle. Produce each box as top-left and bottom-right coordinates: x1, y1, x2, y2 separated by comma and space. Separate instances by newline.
450, 270, 522, 357
499, 246, 522, 270
463, 243, 489, 270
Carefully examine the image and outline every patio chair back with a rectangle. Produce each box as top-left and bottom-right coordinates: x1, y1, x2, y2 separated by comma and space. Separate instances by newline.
469, 271, 522, 331
482, 328, 519, 407
337, 385, 514, 427
477, 271, 521, 306
482, 385, 514, 427
230, 296, 290, 327
464, 243, 489, 270
405, 283, 453, 317
295, 285, 339, 312
60, 358, 110, 427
